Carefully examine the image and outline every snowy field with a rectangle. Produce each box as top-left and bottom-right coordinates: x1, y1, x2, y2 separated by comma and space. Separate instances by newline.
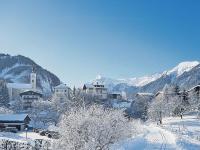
112, 114, 200, 150
0, 131, 50, 143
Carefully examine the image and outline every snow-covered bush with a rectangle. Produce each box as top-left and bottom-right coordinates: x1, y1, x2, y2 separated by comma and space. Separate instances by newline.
54, 105, 134, 150
0, 106, 13, 114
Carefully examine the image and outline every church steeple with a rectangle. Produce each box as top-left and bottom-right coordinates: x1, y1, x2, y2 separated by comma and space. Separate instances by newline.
32, 65, 36, 73
30, 65, 37, 90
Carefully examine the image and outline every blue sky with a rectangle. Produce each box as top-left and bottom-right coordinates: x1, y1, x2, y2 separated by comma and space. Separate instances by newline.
0, 0, 200, 86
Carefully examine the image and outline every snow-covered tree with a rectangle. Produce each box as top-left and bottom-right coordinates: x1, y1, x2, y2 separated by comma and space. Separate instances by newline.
127, 93, 153, 121
31, 100, 58, 128
173, 89, 190, 119
0, 106, 13, 114
148, 92, 164, 124
51, 90, 73, 120
0, 79, 9, 106
54, 105, 134, 150
148, 85, 181, 123
9, 98, 23, 113
188, 85, 200, 111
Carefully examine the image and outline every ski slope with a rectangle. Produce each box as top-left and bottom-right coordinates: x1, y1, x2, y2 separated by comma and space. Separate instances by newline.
112, 114, 200, 150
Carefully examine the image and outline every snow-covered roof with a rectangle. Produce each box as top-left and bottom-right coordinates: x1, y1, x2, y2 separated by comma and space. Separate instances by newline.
84, 84, 94, 88
0, 114, 29, 122
7, 83, 32, 89
54, 84, 69, 89
136, 93, 154, 97
154, 91, 164, 97
110, 92, 121, 95
136, 92, 154, 96
187, 85, 200, 92
20, 90, 43, 97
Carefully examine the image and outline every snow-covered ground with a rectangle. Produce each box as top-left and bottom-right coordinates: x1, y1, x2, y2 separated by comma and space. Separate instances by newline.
112, 114, 200, 150
0, 131, 50, 143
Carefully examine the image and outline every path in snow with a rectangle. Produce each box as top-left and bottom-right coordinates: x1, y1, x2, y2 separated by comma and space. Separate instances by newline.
143, 124, 179, 150
113, 115, 200, 150
112, 123, 179, 150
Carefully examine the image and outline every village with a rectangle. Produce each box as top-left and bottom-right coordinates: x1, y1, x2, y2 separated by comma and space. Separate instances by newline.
0, 66, 129, 138
1, 1, 200, 149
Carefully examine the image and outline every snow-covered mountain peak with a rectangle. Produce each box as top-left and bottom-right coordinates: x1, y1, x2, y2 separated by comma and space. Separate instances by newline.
167, 61, 199, 76
88, 61, 200, 97
91, 73, 162, 89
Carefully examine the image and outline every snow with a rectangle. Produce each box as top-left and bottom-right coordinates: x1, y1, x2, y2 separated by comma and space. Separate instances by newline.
18, 132, 50, 140
112, 114, 200, 150
136, 93, 154, 96
167, 61, 199, 76
0, 63, 24, 78
112, 124, 179, 150
91, 74, 162, 89
0, 114, 28, 121
90, 61, 200, 92
162, 115, 200, 149
126, 73, 162, 87
54, 83, 68, 89
0, 131, 50, 143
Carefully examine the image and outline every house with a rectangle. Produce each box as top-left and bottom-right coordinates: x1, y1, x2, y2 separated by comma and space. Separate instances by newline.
0, 114, 31, 131
54, 83, 70, 99
83, 82, 108, 99
7, 66, 37, 101
108, 92, 122, 100
20, 90, 43, 110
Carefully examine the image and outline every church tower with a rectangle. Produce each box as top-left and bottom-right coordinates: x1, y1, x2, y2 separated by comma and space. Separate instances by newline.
30, 66, 37, 90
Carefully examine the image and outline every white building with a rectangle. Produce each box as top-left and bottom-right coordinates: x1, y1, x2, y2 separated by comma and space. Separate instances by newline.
20, 90, 43, 110
7, 66, 43, 110
7, 67, 37, 101
83, 82, 108, 100
53, 83, 70, 102
30, 67, 37, 90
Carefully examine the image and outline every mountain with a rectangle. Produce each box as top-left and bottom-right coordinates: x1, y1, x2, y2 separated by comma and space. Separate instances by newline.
92, 73, 162, 90
0, 54, 61, 94
90, 61, 200, 97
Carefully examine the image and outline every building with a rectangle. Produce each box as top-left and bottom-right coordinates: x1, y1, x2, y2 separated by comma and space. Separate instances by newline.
53, 84, 71, 103
0, 114, 31, 131
108, 92, 122, 100
7, 66, 37, 101
54, 84, 70, 98
20, 90, 43, 110
30, 66, 37, 90
19, 67, 43, 110
83, 82, 108, 99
